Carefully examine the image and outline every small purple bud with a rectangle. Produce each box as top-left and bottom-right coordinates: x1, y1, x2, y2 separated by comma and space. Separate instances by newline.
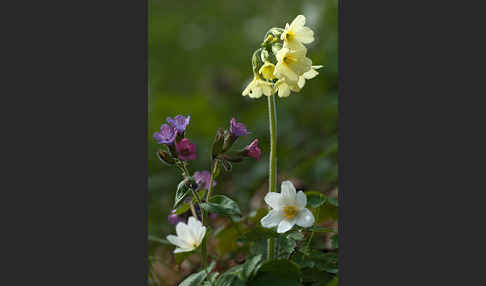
229, 118, 247, 137
209, 213, 217, 220
176, 138, 197, 161
193, 170, 216, 190
245, 139, 261, 160
153, 124, 177, 145
167, 115, 191, 134
168, 210, 185, 225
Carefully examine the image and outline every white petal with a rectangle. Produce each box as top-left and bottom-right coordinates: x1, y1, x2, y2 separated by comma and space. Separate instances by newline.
294, 27, 314, 44
167, 234, 191, 249
275, 62, 298, 83
174, 247, 194, 253
303, 68, 319, 80
296, 191, 307, 210
277, 82, 291, 98
249, 86, 262, 98
297, 76, 306, 89
281, 180, 297, 203
176, 221, 191, 240
197, 226, 206, 245
260, 210, 283, 228
277, 219, 296, 233
264, 192, 282, 209
290, 15, 306, 29
296, 208, 315, 228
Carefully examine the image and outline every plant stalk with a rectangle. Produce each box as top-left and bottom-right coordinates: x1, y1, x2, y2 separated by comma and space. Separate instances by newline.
267, 93, 278, 260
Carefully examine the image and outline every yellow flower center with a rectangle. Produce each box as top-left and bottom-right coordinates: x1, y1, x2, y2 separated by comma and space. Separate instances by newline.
283, 55, 294, 65
283, 205, 297, 219
285, 31, 295, 42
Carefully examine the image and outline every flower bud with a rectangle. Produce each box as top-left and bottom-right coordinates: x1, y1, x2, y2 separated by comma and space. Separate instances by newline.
157, 150, 176, 166
251, 48, 264, 74
223, 118, 248, 152
238, 139, 261, 160
212, 128, 225, 159
264, 27, 284, 43
176, 138, 197, 161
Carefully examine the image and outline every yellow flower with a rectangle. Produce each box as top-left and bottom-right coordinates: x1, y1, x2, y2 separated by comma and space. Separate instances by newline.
242, 73, 273, 98
259, 62, 276, 80
281, 15, 315, 50
274, 79, 301, 98
298, 65, 323, 89
274, 46, 312, 84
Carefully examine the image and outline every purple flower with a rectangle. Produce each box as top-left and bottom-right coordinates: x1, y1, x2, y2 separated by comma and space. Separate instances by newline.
168, 210, 185, 225
209, 213, 217, 220
193, 170, 216, 190
229, 118, 247, 137
176, 138, 197, 161
245, 139, 261, 160
153, 124, 177, 145
167, 115, 191, 134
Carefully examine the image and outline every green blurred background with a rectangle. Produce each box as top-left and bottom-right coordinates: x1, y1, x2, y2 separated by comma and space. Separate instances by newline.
148, 0, 338, 284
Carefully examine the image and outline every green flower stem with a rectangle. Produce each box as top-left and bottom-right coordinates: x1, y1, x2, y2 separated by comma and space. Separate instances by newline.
267, 93, 278, 260
305, 207, 320, 257
199, 160, 219, 273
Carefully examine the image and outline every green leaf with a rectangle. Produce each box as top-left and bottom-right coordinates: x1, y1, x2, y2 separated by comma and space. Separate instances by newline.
249, 259, 301, 286
241, 255, 263, 281
328, 197, 338, 207
301, 268, 333, 284
215, 225, 239, 255
239, 227, 279, 242
174, 179, 193, 209
277, 236, 297, 259
148, 235, 171, 245
331, 234, 338, 249
179, 261, 216, 286
305, 191, 327, 208
325, 276, 339, 286
287, 231, 305, 241
315, 201, 338, 223
308, 226, 336, 233
215, 274, 236, 286
174, 202, 191, 215
201, 195, 241, 216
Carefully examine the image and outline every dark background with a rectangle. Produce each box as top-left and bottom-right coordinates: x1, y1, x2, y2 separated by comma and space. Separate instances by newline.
3, 0, 479, 285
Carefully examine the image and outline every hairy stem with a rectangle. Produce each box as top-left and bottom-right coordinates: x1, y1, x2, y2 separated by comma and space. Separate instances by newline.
267, 93, 278, 260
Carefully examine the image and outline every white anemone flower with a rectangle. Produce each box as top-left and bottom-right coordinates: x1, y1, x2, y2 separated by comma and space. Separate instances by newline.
166, 216, 206, 253
261, 180, 315, 233
242, 74, 273, 98
281, 15, 315, 50
274, 47, 312, 84
297, 65, 324, 89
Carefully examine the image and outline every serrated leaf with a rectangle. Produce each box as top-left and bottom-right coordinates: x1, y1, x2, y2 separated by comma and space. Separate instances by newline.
241, 255, 263, 281
277, 236, 297, 259
201, 195, 241, 216
179, 261, 216, 286
305, 191, 327, 208
287, 231, 305, 241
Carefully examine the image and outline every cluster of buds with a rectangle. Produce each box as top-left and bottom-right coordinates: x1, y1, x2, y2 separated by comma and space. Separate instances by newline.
242, 15, 322, 98
154, 115, 196, 167
154, 116, 260, 224
212, 118, 261, 171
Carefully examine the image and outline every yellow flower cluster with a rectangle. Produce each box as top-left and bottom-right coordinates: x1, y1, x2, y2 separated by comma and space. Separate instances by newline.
242, 15, 322, 99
